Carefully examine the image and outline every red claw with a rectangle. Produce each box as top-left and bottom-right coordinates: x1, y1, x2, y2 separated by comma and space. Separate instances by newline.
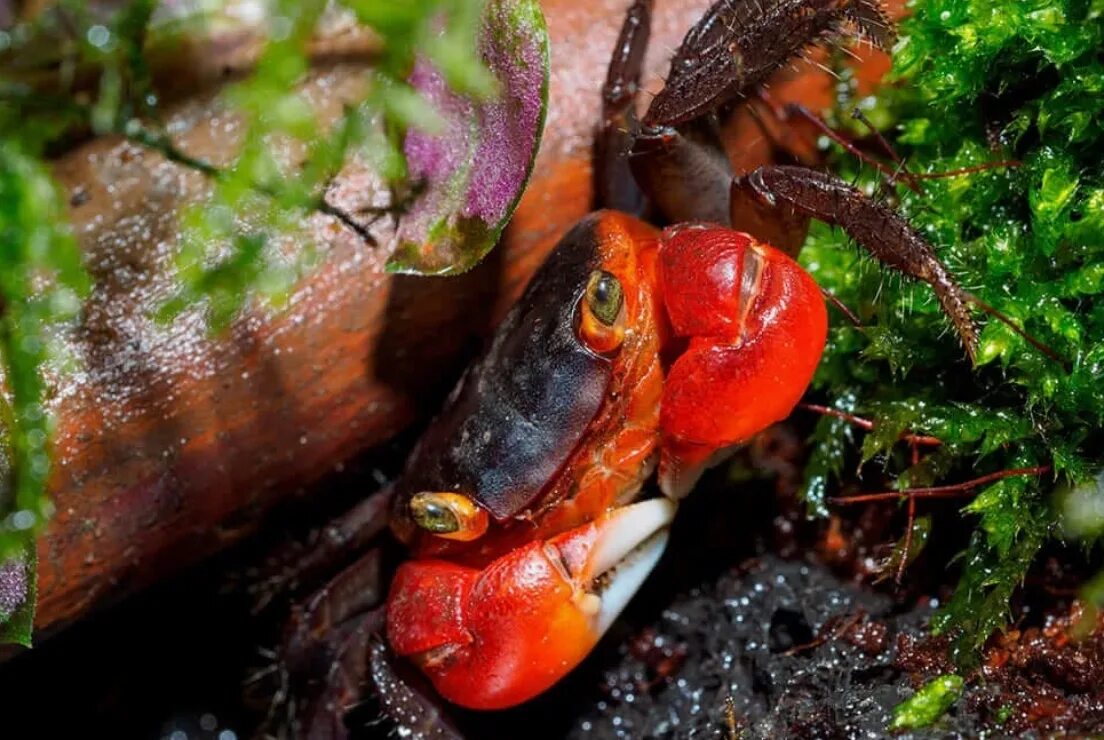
386, 499, 675, 709
656, 224, 827, 496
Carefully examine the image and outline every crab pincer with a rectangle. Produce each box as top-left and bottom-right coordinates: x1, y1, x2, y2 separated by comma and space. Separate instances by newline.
388, 498, 675, 709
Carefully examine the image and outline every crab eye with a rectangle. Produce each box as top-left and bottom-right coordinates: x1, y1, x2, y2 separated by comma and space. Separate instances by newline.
410, 492, 489, 542
586, 270, 624, 325
578, 270, 625, 354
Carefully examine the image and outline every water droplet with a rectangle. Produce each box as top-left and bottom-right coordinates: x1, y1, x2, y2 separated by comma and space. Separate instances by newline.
11, 510, 35, 530
87, 25, 111, 48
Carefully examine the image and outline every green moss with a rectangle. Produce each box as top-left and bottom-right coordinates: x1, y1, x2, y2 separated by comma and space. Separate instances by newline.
801, 0, 1104, 660
891, 674, 964, 730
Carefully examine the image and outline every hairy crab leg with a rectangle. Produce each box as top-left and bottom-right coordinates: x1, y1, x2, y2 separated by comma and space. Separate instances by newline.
281, 549, 384, 735
629, 119, 735, 225
732, 165, 979, 359
283, 549, 385, 676
368, 641, 464, 740
626, 0, 896, 235
643, 0, 895, 129
283, 551, 465, 740
293, 609, 380, 740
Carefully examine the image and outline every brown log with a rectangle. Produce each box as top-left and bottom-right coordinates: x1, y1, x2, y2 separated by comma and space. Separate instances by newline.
29, 0, 895, 639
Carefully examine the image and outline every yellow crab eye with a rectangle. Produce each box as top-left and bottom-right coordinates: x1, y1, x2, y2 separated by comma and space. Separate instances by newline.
409, 492, 489, 541
578, 270, 625, 353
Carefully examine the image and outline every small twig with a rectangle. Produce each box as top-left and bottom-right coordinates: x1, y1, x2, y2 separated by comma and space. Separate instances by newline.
784, 102, 923, 193
820, 287, 864, 328
313, 199, 379, 246
896, 493, 916, 585
798, 403, 943, 447
965, 292, 1070, 369
827, 465, 1052, 505
780, 611, 865, 656
123, 123, 220, 177
911, 160, 1022, 179
849, 107, 924, 194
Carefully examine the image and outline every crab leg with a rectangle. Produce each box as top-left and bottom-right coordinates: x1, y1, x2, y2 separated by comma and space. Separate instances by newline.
369, 641, 464, 740
643, 0, 895, 129
292, 608, 381, 740
283, 549, 385, 675
615, 0, 977, 358
598, 0, 736, 224
257, 487, 394, 610
625, 0, 894, 227
281, 549, 385, 736
284, 549, 465, 740
733, 165, 979, 359
594, 0, 652, 214
629, 119, 735, 225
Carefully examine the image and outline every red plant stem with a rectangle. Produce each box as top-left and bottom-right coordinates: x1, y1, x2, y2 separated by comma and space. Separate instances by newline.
966, 292, 1069, 368
783, 102, 923, 193
912, 160, 1022, 179
820, 288, 864, 328
799, 403, 943, 447
848, 107, 924, 193
828, 465, 1052, 505
896, 493, 916, 585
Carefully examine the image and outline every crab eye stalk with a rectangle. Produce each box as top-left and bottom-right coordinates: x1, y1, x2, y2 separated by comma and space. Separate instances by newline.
578, 270, 626, 354
410, 492, 489, 542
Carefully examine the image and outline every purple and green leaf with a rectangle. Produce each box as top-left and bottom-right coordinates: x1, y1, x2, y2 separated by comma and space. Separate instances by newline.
388, 0, 549, 275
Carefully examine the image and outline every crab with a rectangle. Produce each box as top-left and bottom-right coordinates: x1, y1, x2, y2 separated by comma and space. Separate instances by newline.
277, 0, 983, 736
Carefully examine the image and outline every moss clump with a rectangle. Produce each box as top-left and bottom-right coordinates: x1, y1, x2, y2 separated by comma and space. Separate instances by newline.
800, 0, 1104, 658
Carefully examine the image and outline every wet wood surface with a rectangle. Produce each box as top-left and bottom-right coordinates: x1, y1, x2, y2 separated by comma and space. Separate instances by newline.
28, 0, 894, 638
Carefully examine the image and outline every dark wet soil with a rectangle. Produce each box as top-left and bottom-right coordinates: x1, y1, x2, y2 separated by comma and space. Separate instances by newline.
2, 427, 1104, 739
566, 555, 932, 739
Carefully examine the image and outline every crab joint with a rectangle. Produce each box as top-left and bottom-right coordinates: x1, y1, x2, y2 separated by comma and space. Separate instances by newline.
409, 492, 490, 541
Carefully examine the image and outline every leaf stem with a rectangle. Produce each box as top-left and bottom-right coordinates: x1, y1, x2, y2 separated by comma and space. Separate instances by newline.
828, 465, 1052, 505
